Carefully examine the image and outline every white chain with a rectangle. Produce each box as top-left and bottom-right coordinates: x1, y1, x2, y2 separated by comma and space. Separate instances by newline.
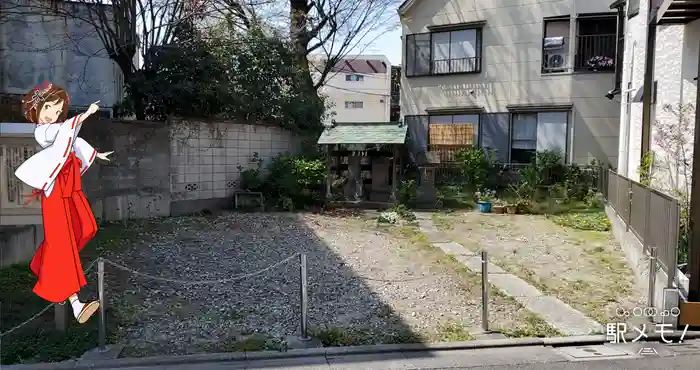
103, 253, 300, 285
0, 259, 99, 338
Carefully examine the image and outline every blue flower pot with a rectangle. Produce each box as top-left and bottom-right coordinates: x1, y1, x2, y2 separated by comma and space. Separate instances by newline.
477, 201, 492, 213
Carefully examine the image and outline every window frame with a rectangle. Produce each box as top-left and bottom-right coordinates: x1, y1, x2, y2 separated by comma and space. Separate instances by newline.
541, 16, 571, 74
428, 114, 481, 147
627, 0, 640, 19
344, 101, 364, 109
508, 111, 570, 165
345, 74, 364, 82
405, 24, 484, 78
406, 109, 571, 165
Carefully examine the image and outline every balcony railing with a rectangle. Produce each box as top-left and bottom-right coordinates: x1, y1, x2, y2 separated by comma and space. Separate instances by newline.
574, 34, 616, 72
432, 57, 481, 74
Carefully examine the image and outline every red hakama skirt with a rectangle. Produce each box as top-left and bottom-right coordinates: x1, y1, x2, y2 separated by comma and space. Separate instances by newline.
29, 152, 98, 303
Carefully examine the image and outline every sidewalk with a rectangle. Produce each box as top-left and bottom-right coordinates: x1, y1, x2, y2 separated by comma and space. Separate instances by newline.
414, 212, 603, 336
7, 338, 700, 370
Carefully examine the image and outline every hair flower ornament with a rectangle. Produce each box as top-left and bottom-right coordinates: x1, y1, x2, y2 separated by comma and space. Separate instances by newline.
30, 90, 46, 109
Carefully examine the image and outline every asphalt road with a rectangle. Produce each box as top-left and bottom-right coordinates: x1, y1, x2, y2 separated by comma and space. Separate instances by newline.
72, 341, 700, 370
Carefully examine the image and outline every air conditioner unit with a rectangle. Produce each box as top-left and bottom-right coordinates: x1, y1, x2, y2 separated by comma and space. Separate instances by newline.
544, 51, 567, 72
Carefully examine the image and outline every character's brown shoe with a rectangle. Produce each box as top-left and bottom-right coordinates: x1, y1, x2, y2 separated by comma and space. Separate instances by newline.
76, 301, 100, 324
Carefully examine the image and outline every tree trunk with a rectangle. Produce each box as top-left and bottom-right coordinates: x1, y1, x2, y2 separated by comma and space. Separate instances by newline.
289, 0, 314, 90
112, 52, 147, 120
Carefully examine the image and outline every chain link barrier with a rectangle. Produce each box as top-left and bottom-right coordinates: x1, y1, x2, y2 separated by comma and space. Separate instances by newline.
0, 259, 99, 338
1, 246, 487, 345
103, 253, 300, 285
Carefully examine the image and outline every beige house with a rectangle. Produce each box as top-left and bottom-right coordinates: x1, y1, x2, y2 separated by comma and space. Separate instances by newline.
312, 55, 392, 124
398, 0, 622, 166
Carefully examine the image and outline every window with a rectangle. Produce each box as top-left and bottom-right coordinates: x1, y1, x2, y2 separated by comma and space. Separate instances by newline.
511, 112, 568, 164
405, 111, 568, 164
574, 16, 617, 72
405, 25, 483, 77
511, 114, 538, 164
541, 18, 570, 73
628, 0, 640, 18
345, 101, 363, 109
346, 74, 364, 81
428, 114, 479, 161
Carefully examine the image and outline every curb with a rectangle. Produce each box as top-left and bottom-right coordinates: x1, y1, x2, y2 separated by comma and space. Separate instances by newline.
7, 332, 700, 369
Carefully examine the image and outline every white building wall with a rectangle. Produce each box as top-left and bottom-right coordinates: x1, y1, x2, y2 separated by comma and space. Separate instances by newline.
619, 0, 700, 191
313, 55, 392, 123
618, 0, 648, 180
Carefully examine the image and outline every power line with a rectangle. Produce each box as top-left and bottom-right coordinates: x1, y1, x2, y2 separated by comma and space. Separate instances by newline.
323, 84, 391, 97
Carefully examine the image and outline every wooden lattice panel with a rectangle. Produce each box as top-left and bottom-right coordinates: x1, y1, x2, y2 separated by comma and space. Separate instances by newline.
429, 124, 475, 146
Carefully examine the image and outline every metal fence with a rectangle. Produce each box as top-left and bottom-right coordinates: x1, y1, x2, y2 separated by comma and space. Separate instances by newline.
602, 169, 681, 288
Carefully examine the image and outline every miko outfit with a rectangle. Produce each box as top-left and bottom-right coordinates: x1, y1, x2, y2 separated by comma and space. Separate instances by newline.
14, 115, 98, 303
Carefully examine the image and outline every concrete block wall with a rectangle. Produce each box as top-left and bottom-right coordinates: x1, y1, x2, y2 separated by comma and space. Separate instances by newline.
169, 119, 300, 215
0, 225, 43, 267
80, 120, 172, 221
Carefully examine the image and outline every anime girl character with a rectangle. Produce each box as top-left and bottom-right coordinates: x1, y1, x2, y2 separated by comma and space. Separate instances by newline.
14, 82, 113, 324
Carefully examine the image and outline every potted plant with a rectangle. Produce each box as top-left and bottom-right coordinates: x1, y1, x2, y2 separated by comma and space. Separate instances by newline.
586, 56, 613, 71
505, 202, 518, 214
492, 198, 506, 214
475, 189, 496, 213
515, 197, 531, 214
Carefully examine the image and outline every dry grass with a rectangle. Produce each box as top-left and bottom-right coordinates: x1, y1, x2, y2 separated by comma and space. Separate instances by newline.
364, 221, 563, 338
432, 212, 646, 326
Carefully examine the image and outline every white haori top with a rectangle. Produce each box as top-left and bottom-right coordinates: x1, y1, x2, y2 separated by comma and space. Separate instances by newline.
14, 115, 97, 197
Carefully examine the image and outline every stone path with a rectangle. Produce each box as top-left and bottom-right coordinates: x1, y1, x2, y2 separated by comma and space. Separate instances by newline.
415, 212, 603, 336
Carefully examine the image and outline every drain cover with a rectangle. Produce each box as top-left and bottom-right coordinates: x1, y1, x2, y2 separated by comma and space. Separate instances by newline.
558, 345, 630, 359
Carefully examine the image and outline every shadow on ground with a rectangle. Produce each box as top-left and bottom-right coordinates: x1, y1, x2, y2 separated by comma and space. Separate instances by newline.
1, 211, 437, 365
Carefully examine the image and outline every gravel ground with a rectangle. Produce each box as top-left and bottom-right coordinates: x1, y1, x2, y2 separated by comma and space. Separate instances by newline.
98, 211, 541, 357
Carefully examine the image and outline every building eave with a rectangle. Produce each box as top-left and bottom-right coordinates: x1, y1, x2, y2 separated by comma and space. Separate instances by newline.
657, 0, 700, 24
398, 0, 419, 16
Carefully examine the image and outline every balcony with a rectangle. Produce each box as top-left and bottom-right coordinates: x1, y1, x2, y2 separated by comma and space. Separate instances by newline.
574, 34, 616, 72
0, 123, 42, 226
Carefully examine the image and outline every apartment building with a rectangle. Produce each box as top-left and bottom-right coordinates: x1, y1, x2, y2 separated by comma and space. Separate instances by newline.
314, 55, 392, 123
613, 0, 700, 191
399, 0, 622, 166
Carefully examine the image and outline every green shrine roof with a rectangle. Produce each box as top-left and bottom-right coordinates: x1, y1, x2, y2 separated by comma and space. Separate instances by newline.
317, 122, 407, 145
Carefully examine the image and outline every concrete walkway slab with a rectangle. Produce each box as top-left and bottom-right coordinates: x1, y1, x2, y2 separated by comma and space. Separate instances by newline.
414, 217, 604, 337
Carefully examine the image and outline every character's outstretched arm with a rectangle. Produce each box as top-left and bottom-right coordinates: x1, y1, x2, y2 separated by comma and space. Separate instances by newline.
74, 138, 98, 176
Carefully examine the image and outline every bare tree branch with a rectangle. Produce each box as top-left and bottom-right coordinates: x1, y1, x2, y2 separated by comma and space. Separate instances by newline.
288, 0, 400, 90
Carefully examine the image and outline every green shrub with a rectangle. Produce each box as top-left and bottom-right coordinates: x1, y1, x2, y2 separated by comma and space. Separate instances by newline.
454, 148, 496, 190
551, 212, 611, 231
237, 152, 264, 191
262, 153, 326, 210
398, 179, 417, 206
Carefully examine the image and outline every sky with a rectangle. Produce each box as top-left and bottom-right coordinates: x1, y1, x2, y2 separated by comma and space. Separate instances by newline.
361, 27, 402, 66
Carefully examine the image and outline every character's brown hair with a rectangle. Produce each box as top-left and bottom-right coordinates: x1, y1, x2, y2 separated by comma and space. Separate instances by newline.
21, 82, 70, 124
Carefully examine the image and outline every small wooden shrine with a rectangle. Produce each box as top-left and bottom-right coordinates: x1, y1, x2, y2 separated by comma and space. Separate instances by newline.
317, 121, 407, 206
